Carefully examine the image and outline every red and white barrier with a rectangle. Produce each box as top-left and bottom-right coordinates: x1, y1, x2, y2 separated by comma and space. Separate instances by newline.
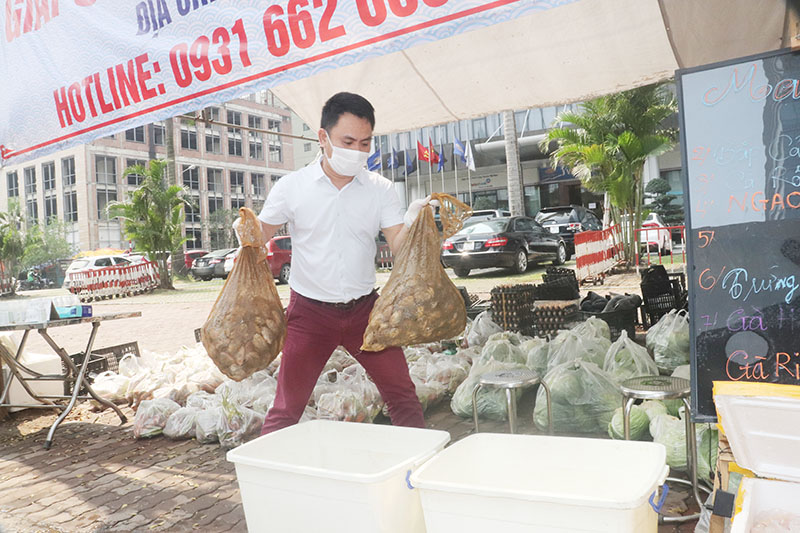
0, 261, 13, 296
574, 225, 624, 283
66, 260, 160, 302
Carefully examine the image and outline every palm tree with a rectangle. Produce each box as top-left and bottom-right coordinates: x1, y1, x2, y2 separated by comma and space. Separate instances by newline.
107, 159, 192, 289
0, 199, 27, 289
542, 83, 677, 264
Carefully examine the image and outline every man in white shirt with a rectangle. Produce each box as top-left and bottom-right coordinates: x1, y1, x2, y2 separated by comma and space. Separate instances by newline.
256, 92, 430, 434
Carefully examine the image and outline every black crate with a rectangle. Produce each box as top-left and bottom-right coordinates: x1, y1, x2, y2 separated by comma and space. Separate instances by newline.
63, 352, 109, 395
579, 307, 638, 341
62, 341, 140, 395
641, 278, 685, 327
92, 341, 140, 373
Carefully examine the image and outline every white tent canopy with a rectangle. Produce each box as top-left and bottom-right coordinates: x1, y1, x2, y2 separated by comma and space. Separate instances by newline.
272, 0, 792, 134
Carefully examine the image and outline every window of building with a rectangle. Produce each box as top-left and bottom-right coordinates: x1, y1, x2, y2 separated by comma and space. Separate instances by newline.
185, 195, 201, 223
152, 123, 165, 145
183, 165, 199, 190
185, 227, 202, 249
251, 173, 265, 197
267, 118, 281, 132
205, 106, 220, 122
268, 141, 282, 163
303, 142, 313, 152
125, 126, 145, 143
302, 123, 310, 131
230, 170, 245, 195
181, 122, 198, 150
24, 166, 36, 195
42, 162, 55, 191
207, 168, 223, 193
248, 115, 262, 130
26, 198, 38, 223
44, 196, 57, 222
472, 118, 488, 139
248, 116, 263, 160
271, 174, 283, 185
97, 221, 123, 248
208, 195, 223, 215
62, 157, 75, 187
64, 190, 78, 223
6, 171, 18, 198
97, 187, 117, 219
227, 110, 243, 156
95, 156, 116, 184
524, 185, 541, 217
205, 130, 221, 153
126, 159, 147, 186
231, 197, 245, 209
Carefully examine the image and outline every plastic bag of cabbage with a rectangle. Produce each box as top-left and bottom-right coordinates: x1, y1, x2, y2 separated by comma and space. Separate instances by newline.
646, 310, 690, 374
571, 316, 611, 341
533, 360, 622, 434
519, 337, 548, 377
466, 310, 503, 347
450, 339, 528, 420
547, 330, 611, 371
603, 330, 658, 382
608, 405, 650, 440
648, 411, 718, 480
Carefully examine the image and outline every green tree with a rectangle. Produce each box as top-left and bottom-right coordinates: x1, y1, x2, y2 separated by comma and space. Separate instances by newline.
205, 208, 239, 250
645, 177, 684, 227
541, 83, 677, 264
20, 220, 73, 271
0, 199, 26, 287
107, 159, 192, 289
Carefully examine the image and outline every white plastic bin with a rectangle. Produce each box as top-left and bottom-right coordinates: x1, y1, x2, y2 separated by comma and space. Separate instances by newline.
410, 433, 668, 533
2, 351, 63, 412
226, 420, 450, 533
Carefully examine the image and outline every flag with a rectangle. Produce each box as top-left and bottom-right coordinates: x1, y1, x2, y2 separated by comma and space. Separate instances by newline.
367, 148, 381, 171
464, 140, 476, 171
416, 140, 430, 162
437, 148, 447, 172
405, 149, 416, 174
388, 148, 400, 169
453, 137, 467, 164
428, 138, 439, 164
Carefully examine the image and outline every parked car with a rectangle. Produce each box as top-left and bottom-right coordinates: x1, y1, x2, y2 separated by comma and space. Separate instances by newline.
441, 216, 566, 278
63, 255, 133, 288
534, 205, 602, 259
184, 249, 208, 270
637, 212, 673, 255
191, 248, 236, 281
223, 236, 292, 284
466, 209, 511, 224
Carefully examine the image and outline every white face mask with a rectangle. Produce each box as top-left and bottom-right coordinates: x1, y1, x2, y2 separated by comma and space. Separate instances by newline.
324, 131, 370, 176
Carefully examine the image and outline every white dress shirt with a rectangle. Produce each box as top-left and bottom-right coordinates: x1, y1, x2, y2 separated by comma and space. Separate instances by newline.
258, 161, 404, 303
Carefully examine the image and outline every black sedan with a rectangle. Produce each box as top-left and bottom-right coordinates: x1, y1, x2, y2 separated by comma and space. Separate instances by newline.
441, 217, 567, 278
191, 248, 236, 281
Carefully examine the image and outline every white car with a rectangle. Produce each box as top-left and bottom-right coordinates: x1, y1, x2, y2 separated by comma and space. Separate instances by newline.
639, 213, 673, 255
63, 255, 133, 288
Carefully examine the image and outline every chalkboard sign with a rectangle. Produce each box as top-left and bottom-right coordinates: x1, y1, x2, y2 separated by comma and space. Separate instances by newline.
679, 49, 800, 423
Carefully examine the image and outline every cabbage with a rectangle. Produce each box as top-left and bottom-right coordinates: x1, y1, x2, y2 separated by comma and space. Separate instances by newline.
663, 365, 691, 416
487, 331, 530, 346
602, 330, 658, 383
697, 424, 719, 481
534, 360, 621, 434
648, 310, 690, 374
608, 405, 650, 440
571, 316, 611, 341
466, 311, 502, 347
649, 414, 687, 470
641, 400, 668, 421
547, 330, 611, 371
478, 339, 527, 366
520, 337, 549, 377
451, 357, 528, 420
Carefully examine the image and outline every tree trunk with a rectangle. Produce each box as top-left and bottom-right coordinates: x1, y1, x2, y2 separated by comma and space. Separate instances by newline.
164, 118, 176, 289
503, 110, 525, 216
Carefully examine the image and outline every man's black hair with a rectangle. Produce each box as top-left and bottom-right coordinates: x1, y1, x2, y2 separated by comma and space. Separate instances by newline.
320, 92, 375, 131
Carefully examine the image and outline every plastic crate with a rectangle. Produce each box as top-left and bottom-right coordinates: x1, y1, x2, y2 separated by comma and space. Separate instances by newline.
62, 341, 140, 395
640, 278, 685, 327
92, 341, 140, 373
63, 352, 109, 395
579, 307, 638, 341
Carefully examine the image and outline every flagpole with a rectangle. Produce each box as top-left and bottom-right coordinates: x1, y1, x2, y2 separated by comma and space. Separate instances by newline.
454, 151, 459, 200
415, 142, 421, 200
427, 132, 433, 196
439, 126, 445, 193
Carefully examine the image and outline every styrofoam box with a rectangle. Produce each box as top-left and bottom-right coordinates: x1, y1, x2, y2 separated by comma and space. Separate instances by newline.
731, 478, 800, 531
226, 420, 450, 533
2, 352, 62, 412
410, 433, 668, 533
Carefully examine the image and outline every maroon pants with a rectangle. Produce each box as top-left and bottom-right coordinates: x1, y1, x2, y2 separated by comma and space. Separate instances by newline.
261, 290, 425, 435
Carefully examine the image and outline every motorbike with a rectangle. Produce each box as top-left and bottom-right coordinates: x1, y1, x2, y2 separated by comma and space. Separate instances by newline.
17, 273, 55, 291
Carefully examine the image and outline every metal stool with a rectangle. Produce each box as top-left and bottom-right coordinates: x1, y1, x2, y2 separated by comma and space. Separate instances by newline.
620, 376, 707, 522
472, 368, 552, 434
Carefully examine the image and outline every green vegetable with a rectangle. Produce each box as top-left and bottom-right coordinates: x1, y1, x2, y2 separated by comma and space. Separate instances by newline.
487, 331, 530, 346
641, 400, 668, 421
571, 316, 611, 340
547, 330, 610, 371
520, 337, 549, 377
608, 406, 650, 440
478, 339, 527, 366
451, 357, 528, 420
649, 414, 687, 470
602, 330, 658, 383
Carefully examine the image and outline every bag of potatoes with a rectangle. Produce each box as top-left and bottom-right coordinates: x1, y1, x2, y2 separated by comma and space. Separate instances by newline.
201, 207, 286, 381
362, 193, 472, 351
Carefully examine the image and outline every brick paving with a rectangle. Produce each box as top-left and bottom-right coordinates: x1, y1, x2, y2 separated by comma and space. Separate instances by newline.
1, 266, 700, 532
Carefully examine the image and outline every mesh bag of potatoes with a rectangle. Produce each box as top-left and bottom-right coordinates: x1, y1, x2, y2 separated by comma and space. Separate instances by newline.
201, 207, 286, 381
362, 193, 472, 351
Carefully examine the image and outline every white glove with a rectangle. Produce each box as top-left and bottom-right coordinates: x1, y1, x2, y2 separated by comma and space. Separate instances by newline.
232, 217, 242, 246
403, 196, 440, 227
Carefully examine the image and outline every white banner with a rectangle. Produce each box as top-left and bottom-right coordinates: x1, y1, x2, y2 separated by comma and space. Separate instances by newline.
1, 0, 570, 166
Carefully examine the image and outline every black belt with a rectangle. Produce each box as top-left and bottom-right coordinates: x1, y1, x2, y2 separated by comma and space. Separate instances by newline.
306, 290, 376, 310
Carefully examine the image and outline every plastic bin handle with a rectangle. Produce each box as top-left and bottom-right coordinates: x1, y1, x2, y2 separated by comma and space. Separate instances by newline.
405, 470, 415, 490
649, 483, 669, 514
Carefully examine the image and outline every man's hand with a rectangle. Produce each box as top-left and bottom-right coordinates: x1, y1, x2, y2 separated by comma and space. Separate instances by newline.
403, 195, 440, 227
